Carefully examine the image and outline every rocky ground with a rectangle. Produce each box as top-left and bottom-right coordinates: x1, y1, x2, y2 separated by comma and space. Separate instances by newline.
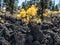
0, 15, 60, 45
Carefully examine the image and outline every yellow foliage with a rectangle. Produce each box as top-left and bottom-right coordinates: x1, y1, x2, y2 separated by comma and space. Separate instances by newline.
23, 16, 30, 24
52, 11, 58, 14
26, 8, 32, 15
27, 5, 38, 16
17, 14, 21, 19
36, 18, 42, 24
17, 9, 26, 19
20, 9, 26, 17
1, 9, 6, 13
43, 9, 52, 17
32, 17, 42, 24
17, 5, 42, 24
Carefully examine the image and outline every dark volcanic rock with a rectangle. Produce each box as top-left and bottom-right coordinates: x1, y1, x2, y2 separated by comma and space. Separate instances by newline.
0, 15, 60, 45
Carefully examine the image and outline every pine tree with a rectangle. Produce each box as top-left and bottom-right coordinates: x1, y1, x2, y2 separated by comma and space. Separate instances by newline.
4, 0, 18, 14
54, 5, 59, 11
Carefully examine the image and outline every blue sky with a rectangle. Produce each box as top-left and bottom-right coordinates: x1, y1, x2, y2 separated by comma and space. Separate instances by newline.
18, 0, 25, 6
54, 0, 59, 5
18, 0, 59, 6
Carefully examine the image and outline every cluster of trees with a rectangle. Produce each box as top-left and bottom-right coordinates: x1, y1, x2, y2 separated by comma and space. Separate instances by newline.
52, 5, 59, 11
0, 0, 59, 20
22, 0, 52, 21
0, 0, 18, 14
23, 0, 59, 11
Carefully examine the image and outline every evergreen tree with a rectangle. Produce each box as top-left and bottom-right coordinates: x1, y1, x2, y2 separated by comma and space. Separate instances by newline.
4, 0, 18, 14
37, 0, 50, 21
54, 5, 59, 11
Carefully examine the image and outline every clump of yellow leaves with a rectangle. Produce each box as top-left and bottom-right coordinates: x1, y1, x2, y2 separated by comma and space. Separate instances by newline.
43, 9, 52, 17
1, 9, 6, 13
52, 11, 58, 15
17, 9, 26, 19
27, 5, 38, 16
32, 17, 42, 24
17, 5, 42, 24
